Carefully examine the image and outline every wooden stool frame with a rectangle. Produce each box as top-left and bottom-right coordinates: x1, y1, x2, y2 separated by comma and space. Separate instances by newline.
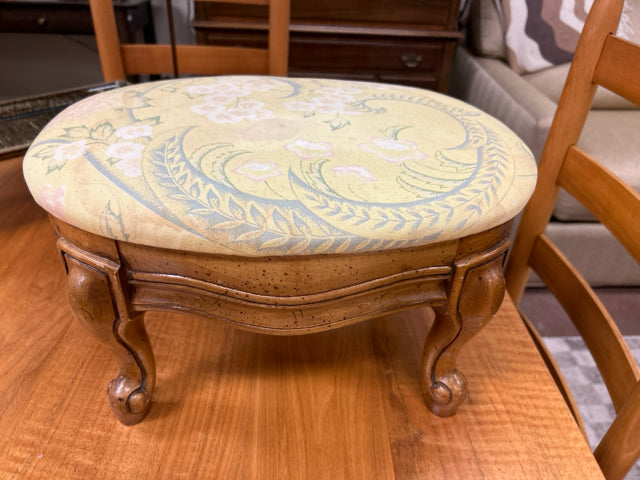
54, 217, 511, 424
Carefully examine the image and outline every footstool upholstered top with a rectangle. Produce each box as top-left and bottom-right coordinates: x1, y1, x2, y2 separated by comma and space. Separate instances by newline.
23, 76, 537, 256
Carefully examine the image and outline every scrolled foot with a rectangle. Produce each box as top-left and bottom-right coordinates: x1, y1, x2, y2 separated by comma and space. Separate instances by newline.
423, 371, 467, 417
108, 376, 152, 425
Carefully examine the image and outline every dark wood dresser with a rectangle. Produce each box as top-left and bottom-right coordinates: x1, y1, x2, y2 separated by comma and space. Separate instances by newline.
192, 0, 462, 92
0, 0, 154, 43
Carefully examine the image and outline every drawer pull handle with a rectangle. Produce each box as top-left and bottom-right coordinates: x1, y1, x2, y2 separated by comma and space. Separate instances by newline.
37, 16, 47, 27
401, 53, 423, 68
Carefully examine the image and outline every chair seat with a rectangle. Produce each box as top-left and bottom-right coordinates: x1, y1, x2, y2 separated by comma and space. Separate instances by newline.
23, 76, 536, 256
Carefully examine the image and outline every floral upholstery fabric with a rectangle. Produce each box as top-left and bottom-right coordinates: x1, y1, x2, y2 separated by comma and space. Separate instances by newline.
23, 76, 537, 256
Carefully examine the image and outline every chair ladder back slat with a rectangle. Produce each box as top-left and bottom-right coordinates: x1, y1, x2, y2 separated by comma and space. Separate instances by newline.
120, 45, 270, 76
558, 146, 640, 266
593, 35, 640, 107
89, 0, 126, 81
120, 45, 174, 76
530, 234, 640, 412
177, 45, 269, 75
594, 380, 640, 480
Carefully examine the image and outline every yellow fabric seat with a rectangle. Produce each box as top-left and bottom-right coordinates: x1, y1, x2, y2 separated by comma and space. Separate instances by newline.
23, 76, 536, 256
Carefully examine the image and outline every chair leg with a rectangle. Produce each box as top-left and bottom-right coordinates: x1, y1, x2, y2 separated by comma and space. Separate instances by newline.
65, 255, 155, 425
422, 254, 505, 416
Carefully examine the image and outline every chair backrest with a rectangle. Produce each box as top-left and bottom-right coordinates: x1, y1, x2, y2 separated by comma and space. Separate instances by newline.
89, 0, 290, 81
505, 0, 640, 478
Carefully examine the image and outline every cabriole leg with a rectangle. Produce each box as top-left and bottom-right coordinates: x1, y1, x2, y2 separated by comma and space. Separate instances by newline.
65, 255, 155, 425
422, 254, 506, 417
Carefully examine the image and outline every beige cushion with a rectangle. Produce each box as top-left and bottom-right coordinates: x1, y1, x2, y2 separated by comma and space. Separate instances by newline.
525, 222, 640, 286
470, 0, 507, 59
23, 76, 536, 256
554, 110, 640, 221
524, 63, 638, 110
450, 50, 557, 161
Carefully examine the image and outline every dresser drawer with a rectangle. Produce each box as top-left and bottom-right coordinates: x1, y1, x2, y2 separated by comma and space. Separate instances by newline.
289, 34, 449, 90
0, 3, 93, 33
196, 0, 457, 28
195, 28, 453, 90
289, 34, 446, 73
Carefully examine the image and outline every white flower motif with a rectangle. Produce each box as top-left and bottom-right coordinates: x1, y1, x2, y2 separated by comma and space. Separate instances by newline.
316, 86, 363, 97
251, 109, 275, 121
39, 184, 66, 218
191, 102, 225, 115
285, 94, 361, 115
238, 100, 265, 111
212, 80, 251, 97
284, 100, 316, 112
202, 93, 238, 104
313, 103, 345, 115
114, 157, 143, 177
207, 112, 246, 124
228, 101, 274, 121
186, 84, 221, 95
359, 137, 427, 164
106, 142, 145, 161
52, 141, 89, 162
193, 99, 274, 124
332, 165, 377, 182
234, 161, 282, 181
186, 82, 251, 99
236, 77, 281, 91
284, 138, 333, 159
115, 125, 152, 140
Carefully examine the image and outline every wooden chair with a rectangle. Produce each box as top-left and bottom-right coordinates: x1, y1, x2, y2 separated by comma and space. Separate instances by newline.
505, 0, 640, 478
89, 0, 290, 79
22, 0, 537, 427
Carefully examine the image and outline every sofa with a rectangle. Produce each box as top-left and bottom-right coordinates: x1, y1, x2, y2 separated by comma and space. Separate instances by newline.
449, 0, 640, 286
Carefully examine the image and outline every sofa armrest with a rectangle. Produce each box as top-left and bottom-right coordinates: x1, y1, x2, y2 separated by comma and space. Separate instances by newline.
449, 46, 557, 160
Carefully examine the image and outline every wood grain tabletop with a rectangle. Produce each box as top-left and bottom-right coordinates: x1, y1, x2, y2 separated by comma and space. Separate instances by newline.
0, 156, 604, 479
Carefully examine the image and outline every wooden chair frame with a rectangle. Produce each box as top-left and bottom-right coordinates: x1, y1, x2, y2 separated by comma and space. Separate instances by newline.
505, 0, 640, 478
89, 0, 290, 80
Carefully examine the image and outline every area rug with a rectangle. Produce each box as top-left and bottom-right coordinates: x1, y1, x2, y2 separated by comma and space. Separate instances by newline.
545, 336, 640, 479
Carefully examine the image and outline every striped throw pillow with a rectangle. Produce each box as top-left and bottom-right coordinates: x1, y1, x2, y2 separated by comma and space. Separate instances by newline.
502, 0, 636, 74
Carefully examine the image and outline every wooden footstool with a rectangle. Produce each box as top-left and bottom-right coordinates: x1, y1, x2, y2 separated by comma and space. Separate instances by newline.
22, 76, 536, 425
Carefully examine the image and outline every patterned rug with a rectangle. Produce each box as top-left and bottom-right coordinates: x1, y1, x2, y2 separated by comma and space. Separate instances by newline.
545, 336, 640, 479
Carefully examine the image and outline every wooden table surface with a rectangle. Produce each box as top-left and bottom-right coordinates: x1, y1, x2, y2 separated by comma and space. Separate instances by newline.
0, 156, 605, 479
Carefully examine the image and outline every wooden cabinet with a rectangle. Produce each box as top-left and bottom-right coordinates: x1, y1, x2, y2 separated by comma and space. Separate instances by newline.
192, 0, 462, 92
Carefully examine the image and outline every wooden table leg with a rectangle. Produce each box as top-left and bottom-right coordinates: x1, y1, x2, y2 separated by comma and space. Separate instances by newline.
65, 254, 155, 426
422, 251, 506, 417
